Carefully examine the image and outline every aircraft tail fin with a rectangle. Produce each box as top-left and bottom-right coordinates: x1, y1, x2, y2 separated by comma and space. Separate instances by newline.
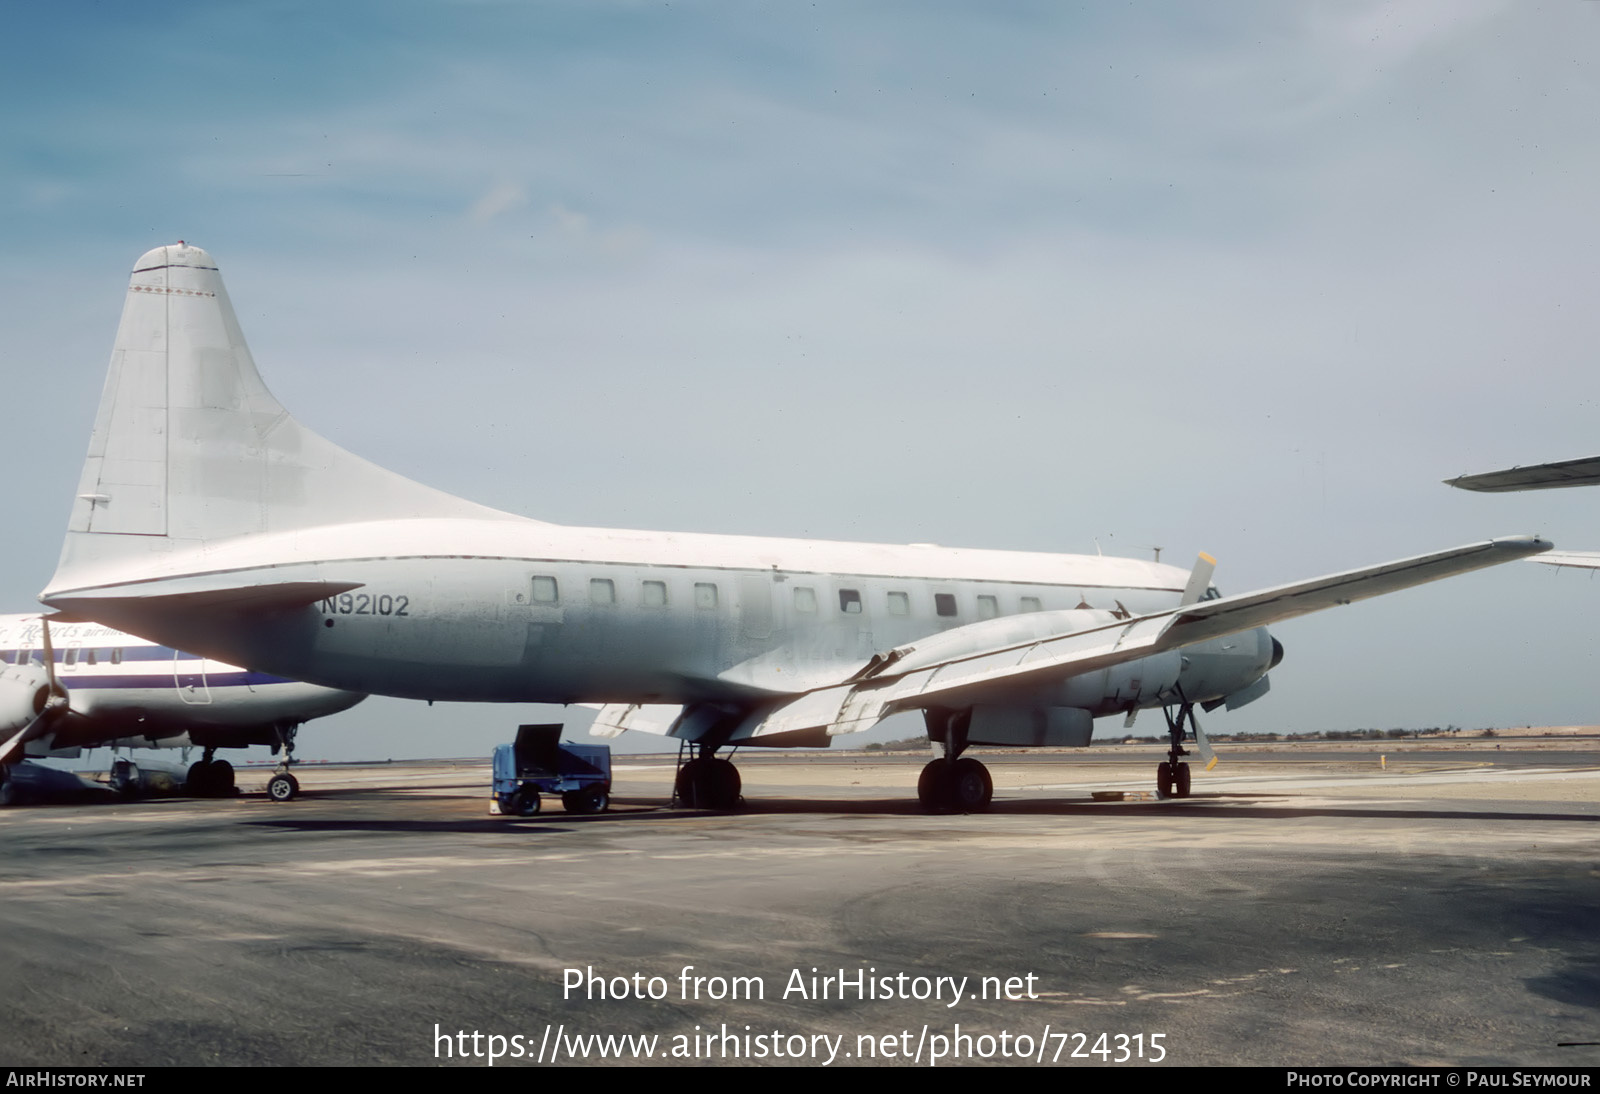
48, 243, 515, 593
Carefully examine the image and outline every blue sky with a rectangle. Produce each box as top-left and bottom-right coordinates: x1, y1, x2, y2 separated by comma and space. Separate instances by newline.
6, 2, 1600, 760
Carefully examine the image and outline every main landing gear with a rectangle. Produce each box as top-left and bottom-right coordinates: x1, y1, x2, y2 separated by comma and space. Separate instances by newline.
917, 710, 993, 814
265, 724, 300, 803
674, 743, 742, 811
186, 749, 236, 798
1158, 701, 1197, 799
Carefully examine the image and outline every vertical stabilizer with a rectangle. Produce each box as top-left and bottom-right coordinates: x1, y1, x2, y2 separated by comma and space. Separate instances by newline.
51, 243, 517, 591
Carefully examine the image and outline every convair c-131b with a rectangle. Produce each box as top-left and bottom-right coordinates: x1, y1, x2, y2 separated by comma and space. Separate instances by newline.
0, 613, 363, 802
38, 243, 1551, 812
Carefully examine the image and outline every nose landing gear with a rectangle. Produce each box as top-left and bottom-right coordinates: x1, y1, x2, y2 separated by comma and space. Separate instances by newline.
265, 724, 301, 803
1158, 701, 1199, 799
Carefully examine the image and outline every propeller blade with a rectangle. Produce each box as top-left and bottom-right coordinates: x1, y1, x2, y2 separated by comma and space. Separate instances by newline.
1192, 710, 1219, 771
1180, 552, 1217, 607
0, 721, 33, 766
39, 616, 61, 697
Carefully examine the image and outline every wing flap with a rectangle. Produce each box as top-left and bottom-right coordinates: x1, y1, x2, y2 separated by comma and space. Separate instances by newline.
585, 703, 683, 739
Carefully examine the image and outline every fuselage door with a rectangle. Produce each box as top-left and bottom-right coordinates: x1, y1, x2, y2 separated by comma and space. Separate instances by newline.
739, 573, 774, 642
173, 651, 212, 705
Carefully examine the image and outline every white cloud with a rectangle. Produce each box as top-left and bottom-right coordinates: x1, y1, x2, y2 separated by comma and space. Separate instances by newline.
468, 179, 527, 223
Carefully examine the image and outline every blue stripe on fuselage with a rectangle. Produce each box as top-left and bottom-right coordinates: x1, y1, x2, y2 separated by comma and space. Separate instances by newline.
56, 671, 296, 690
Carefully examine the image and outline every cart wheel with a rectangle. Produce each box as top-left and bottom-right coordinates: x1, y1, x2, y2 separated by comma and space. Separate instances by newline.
511, 787, 541, 816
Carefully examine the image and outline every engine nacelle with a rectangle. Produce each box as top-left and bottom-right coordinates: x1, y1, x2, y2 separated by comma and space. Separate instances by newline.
966, 705, 1094, 748
1172, 628, 1278, 707
0, 664, 54, 734
984, 626, 1278, 718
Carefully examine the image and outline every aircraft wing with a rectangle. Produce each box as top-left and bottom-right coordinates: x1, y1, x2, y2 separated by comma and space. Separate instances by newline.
1529, 551, 1600, 571
1446, 456, 1600, 492
735, 535, 1551, 741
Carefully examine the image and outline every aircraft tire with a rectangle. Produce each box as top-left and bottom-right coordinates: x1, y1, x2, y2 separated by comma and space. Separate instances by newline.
186, 761, 212, 797
698, 760, 741, 811
267, 772, 299, 803
211, 759, 235, 795
1156, 761, 1174, 799
951, 757, 993, 813
917, 760, 954, 813
675, 759, 704, 807
1174, 762, 1191, 798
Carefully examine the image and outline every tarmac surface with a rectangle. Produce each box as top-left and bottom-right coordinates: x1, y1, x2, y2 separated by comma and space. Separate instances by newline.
2, 740, 1598, 1067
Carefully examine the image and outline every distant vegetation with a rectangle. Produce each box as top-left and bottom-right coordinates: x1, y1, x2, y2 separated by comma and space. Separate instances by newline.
863, 736, 931, 752
1119, 724, 1501, 743
858, 724, 1523, 751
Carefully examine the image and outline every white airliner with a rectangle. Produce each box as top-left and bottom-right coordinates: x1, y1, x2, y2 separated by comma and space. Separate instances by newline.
0, 613, 363, 802
1448, 457, 1600, 571
36, 244, 1551, 812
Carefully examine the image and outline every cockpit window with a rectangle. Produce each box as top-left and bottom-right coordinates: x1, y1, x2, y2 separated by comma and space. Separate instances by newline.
1202, 586, 1221, 601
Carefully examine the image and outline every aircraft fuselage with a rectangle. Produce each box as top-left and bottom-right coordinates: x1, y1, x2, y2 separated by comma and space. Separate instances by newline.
48, 517, 1276, 720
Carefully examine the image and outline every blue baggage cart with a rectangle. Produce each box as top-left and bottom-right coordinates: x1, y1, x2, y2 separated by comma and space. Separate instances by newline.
492, 723, 611, 816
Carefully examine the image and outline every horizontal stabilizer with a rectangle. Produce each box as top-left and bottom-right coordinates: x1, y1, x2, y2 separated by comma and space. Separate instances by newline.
50, 579, 363, 623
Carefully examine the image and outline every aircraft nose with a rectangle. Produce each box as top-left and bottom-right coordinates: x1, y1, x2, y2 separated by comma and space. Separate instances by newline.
1270, 636, 1285, 670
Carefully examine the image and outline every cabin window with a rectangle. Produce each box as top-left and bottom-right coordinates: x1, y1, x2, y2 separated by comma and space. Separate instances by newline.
694, 583, 719, 610
64, 648, 78, 666
887, 591, 909, 616
935, 594, 957, 618
531, 576, 559, 604
590, 578, 615, 605
1020, 596, 1042, 613
86, 649, 98, 665
642, 580, 668, 607
976, 595, 998, 620
794, 587, 817, 613
838, 589, 862, 614
111, 648, 123, 665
